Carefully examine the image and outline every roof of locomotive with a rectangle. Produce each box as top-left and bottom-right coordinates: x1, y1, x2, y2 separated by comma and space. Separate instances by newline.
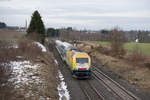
55, 40, 90, 58
72, 49, 89, 57
63, 42, 75, 50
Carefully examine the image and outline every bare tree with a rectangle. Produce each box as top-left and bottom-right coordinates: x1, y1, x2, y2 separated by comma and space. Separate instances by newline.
109, 28, 126, 58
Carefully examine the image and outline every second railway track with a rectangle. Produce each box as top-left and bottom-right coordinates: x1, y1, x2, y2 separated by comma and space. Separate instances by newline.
92, 64, 141, 100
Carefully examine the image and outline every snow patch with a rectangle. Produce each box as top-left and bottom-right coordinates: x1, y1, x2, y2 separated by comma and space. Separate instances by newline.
16, 56, 23, 58
9, 61, 41, 88
12, 44, 19, 48
7, 60, 48, 98
54, 59, 58, 65
6, 44, 18, 49
33, 42, 47, 52
57, 70, 70, 100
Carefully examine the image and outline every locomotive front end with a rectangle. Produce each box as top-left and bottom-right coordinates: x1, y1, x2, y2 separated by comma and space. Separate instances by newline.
72, 53, 91, 78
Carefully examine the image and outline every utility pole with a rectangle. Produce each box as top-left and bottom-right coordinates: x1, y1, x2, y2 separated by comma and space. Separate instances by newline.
25, 19, 27, 32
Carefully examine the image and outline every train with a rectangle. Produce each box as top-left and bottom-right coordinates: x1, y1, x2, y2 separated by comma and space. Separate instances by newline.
55, 40, 92, 78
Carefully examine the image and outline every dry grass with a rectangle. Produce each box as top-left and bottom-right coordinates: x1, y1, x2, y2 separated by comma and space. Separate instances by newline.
26, 32, 41, 42
0, 38, 58, 100
0, 29, 25, 42
38, 51, 58, 99
127, 46, 147, 67
90, 51, 150, 95
0, 42, 18, 100
77, 41, 150, 95
94, 45, 112, 56
17, 38, 43, 61
0, 29, 58, 99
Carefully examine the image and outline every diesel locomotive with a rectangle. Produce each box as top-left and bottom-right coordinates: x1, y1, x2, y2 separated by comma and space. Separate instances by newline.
55, 40, 91, 78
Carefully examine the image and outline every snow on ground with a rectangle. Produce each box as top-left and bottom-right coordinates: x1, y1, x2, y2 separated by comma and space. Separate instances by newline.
33, 42, 47, 52
8, 60, 48, 98
54, 59, 58, 65
54, 59, 70, 100
57, 70, 70, 100
9, 61, 41, 86
12, 44, 19, 48
2, 44, 19, 49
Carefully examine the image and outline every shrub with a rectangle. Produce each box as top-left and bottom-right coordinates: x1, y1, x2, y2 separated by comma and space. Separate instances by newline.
95, 45, 111, 55
0, 39, 44, 99
17, 39, 43, 60
128, 45, 147, 66
0, 42, 15, 100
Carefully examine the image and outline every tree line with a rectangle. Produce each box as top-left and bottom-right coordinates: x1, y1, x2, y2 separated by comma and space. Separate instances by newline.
1, 10, 149, 44
55, 28, 150, 43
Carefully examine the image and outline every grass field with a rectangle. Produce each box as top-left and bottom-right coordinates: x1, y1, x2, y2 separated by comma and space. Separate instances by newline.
0, 38, 19, 42
0, 29, 24, 42
92, 41, 150, 54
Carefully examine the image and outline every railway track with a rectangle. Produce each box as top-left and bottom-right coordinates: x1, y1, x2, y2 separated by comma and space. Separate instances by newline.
87, 80, 105, 100
51, 43, 91, 100
79, 83, 92, 100
51, 42, 105, 100
78, 80, 105, 100
92, 64, 141, 100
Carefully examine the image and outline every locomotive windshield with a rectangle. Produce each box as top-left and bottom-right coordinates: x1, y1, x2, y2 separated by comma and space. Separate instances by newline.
76, 58, 88, 64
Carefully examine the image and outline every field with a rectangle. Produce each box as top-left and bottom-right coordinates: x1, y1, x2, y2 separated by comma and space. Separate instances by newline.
0, 29, 25, 42
78, 41, 150, 95
92, 41, 150, 54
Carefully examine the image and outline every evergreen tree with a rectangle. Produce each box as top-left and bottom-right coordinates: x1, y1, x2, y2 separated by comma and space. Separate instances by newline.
27, 10, 45, 44
0, 22, 6, 28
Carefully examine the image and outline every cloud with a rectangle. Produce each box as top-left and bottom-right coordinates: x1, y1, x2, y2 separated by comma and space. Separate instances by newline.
0, 0, 150, 30
0, 7, 32, 15
0, 0, 11, 1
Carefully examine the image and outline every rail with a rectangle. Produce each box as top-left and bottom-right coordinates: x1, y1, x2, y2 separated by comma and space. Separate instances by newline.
93, 65, 141, 100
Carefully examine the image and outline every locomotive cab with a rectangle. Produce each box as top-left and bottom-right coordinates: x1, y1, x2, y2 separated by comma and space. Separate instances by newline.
76, 58, 89, 70
72, 53, 91, 78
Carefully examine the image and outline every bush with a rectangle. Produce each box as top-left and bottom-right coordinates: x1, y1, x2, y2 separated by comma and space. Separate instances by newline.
0, 42, 15, 100
0, 42, 16, 62
17, 39, 43, 60
128, 45, 147, 66
26, 32, 41, 42
95, 45, 111, 55
0, 40, 44, 99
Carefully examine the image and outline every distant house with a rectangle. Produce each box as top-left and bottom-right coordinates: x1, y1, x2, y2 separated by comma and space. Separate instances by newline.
135, 39, 139, 43
18, 27, 27, 32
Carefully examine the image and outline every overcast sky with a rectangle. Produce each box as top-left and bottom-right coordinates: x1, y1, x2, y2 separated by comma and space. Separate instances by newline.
0, 0, 150, 30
